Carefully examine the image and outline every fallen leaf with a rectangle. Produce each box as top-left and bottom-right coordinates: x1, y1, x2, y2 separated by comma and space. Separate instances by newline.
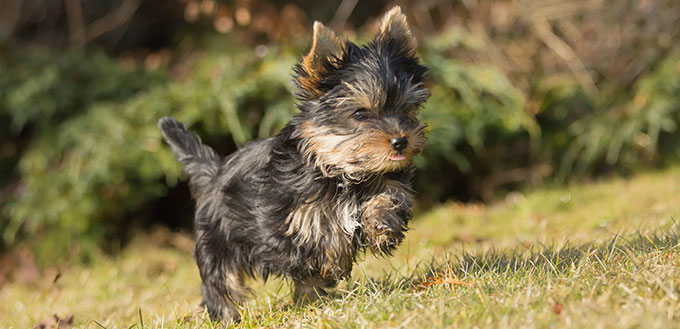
552, 302, 564, 315
416, 267, 475, 290
34, 314, 74, 329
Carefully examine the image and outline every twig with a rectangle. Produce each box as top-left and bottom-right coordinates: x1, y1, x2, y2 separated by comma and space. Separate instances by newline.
532, 17, 599, 98
64, 0, 86, 47
522, 0, 603, 21
0, 180, 21, 204
412, 2, 436, 34
416, 266, 475, 290
518, 0, 602, 97
330, 0, 358, 30
83, 0, 142, 45
437, 0, 455, 27
0, 0, 22, 40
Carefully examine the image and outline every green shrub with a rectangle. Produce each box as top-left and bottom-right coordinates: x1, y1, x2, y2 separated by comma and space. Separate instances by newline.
1, 46, 297, 263
2, 24, 680, 265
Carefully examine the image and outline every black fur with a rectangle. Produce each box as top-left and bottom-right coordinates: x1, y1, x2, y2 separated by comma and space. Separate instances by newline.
158, 7, 430, 323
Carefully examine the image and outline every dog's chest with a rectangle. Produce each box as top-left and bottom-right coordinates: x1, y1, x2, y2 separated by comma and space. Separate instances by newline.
284, 190, 361, 274
284, 192, 360, 245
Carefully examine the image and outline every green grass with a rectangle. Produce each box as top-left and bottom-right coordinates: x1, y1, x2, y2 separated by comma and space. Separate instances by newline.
3, 168, 680, 328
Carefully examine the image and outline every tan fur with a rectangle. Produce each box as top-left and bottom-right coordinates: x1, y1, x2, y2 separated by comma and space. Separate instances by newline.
299, 22, 344, 98
337, 80, 386, 111
284, 196, 359, 243
293, 277, 331, 302
337, 80, 429, 117
361, 179, 412, 252
377, 6, 417, 55
300, 122, 427, 179
284, 191, 360, 278
225, 272, 250, 299
219, 271, 249, 321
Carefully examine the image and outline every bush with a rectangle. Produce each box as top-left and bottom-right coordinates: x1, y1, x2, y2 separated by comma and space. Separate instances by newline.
2, 0, 680, 265
1, 45, 298, 263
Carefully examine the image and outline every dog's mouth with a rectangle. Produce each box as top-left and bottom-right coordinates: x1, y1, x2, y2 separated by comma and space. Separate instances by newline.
389, 154, 407, 161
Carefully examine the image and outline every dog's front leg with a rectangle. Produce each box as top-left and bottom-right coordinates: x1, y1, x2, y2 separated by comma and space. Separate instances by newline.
361, 179, 412, 254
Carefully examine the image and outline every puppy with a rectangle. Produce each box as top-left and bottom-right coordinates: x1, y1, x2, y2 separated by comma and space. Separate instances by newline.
158, 6, 429, 322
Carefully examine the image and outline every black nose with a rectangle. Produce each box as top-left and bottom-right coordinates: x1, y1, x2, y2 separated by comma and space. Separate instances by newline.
390, 137, 408, 152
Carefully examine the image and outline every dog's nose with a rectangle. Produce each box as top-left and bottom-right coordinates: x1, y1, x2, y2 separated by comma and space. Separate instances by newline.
390, 137, 408, 152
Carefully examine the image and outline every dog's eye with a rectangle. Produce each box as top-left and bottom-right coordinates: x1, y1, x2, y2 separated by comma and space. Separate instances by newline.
351, 108, 371, 121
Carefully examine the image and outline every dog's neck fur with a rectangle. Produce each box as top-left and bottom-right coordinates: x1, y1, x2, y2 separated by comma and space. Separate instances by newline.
264, 122, 401, 279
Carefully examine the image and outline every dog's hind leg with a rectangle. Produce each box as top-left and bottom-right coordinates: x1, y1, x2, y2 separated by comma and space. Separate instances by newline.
293, 277, 336, 303
195, 238, 249, 323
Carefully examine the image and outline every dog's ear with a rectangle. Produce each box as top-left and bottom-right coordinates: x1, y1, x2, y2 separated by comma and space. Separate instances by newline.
376, 6, 417, 56
296, 22, 344, 99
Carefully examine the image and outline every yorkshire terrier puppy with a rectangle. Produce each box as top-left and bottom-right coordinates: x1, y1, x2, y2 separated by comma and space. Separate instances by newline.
158, 6, 429, 323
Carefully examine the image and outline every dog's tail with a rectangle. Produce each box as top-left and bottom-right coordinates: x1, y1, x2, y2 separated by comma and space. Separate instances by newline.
158, 117, 221, 195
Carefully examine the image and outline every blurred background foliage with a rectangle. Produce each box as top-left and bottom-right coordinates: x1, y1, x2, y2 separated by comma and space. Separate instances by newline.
1, 0, 679, 266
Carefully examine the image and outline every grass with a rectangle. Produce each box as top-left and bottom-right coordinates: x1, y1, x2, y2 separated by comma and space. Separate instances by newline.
3, 168, 680, 328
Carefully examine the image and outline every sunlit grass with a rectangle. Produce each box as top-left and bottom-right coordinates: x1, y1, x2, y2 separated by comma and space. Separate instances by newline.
3, 168, 680, 328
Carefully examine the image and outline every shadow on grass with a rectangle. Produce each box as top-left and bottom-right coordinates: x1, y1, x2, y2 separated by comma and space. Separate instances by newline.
213, 222, 680, 328
353, 221, 680, 294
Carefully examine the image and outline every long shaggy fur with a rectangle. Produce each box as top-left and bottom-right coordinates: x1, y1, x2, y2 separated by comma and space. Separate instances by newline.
158, 118, 221, 197
158, 6, 430, 323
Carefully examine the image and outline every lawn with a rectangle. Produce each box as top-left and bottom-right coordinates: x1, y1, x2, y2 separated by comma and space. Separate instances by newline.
3, 168, 680, 328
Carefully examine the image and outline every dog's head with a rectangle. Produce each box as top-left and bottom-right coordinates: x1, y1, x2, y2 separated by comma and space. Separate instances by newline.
292, 6, 430, 180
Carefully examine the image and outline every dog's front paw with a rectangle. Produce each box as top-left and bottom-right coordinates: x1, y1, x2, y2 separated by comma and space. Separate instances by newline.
362, 193, 410, 254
